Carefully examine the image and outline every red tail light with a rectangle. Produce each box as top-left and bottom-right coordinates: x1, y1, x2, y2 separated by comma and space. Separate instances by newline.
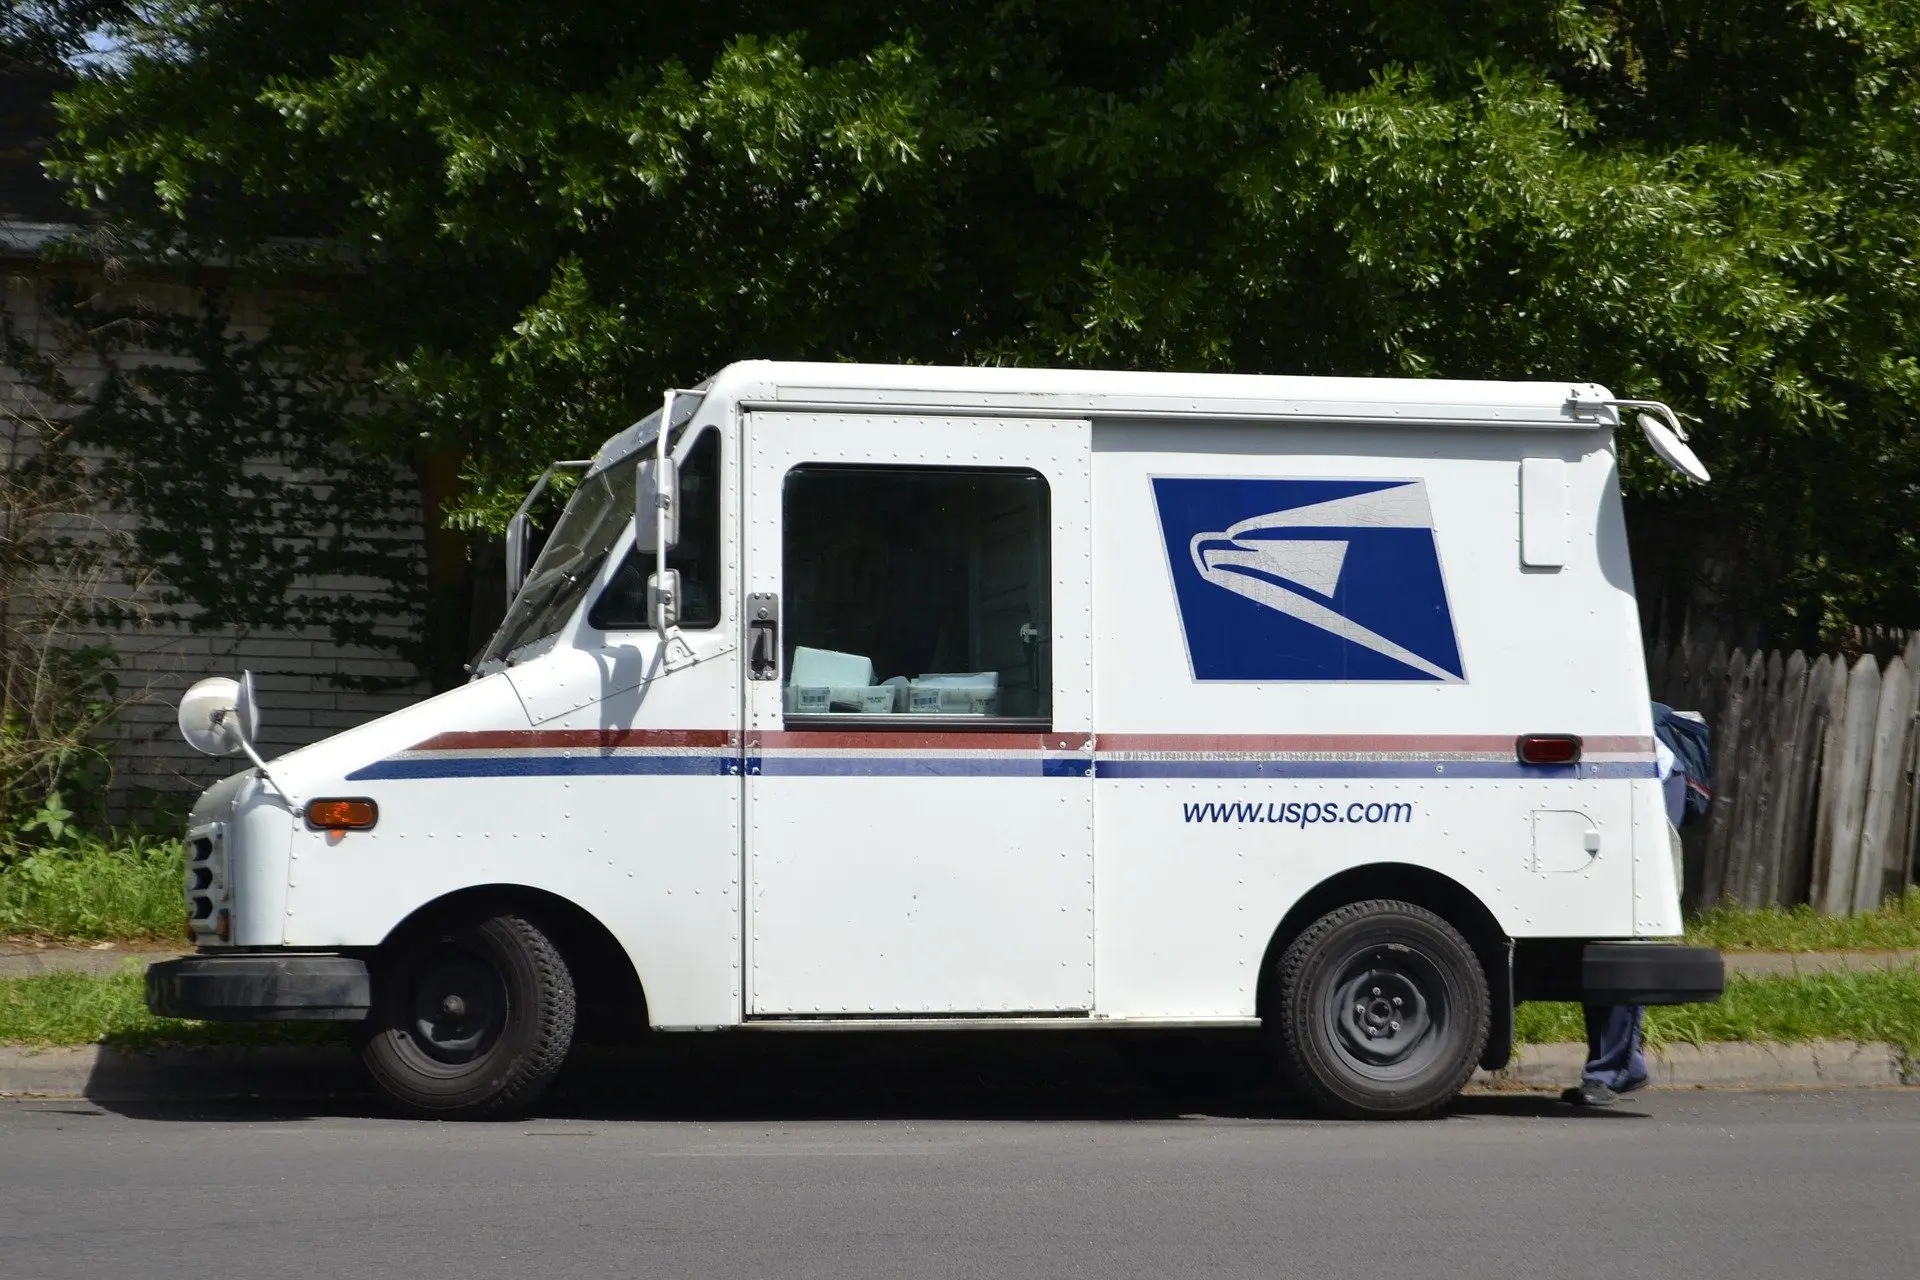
1516, 734, 1582, 766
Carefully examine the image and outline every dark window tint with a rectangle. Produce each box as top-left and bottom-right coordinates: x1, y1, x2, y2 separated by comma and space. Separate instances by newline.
782, 466, 1050, 720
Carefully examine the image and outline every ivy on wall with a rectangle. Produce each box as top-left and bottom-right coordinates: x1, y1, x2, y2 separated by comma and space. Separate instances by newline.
25, 279, 427, 689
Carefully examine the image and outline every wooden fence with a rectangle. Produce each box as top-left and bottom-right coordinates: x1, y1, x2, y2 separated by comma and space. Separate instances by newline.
1649, 634, 1920, 914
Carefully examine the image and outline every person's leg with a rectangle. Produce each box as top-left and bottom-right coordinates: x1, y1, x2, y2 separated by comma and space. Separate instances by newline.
1586, 1004, 1646, 1087
1567, 1005, 1648, 1105
1616, 1004, 1649, 1091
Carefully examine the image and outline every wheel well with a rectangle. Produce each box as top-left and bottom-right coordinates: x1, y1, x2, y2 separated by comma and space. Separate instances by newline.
377, 885, 649, 1044
1255, 864, 1513, 1070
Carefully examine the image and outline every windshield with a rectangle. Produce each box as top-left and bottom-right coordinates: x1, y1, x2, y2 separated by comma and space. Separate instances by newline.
480, 462, 637, 664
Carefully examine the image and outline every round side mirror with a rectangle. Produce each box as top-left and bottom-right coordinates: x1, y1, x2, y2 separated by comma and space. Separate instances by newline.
177, 673, 261, 757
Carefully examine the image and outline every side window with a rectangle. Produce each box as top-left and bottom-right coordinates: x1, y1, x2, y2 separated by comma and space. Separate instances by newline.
590, 428, 722, 631
782, 466, 1051, 722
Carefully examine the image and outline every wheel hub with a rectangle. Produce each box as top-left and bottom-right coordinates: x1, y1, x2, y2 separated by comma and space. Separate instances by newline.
407, 951, 506, 1064
1328, 953, 1440, 1072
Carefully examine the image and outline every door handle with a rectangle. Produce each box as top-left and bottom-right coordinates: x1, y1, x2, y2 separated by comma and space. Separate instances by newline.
746, 592, 780, 681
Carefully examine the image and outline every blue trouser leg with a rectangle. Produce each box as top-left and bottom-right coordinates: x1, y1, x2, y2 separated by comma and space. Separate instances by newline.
1581, 1004, 1648, 1090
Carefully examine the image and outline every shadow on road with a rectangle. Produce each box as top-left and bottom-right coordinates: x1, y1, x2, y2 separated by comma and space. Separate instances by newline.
79, 1029, 1641, 1126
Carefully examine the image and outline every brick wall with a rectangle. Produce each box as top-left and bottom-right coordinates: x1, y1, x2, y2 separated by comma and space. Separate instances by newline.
2, 258, 432, 821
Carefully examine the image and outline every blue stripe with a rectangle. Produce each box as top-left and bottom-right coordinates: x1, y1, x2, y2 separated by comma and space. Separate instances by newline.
346, 755, 740, 781
1094, 760, 1658, 780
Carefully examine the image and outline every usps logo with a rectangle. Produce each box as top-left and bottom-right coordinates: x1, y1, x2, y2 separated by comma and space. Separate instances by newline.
1151, 477, 1465, 683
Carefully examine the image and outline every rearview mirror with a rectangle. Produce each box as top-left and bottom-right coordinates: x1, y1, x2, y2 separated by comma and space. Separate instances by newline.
505, 512, 530, 598
636, 456, 680, 549
648, 569, 681, 632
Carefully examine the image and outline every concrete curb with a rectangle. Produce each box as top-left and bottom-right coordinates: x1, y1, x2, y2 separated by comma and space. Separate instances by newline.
1471, 1039, 1915, 1091
1, 1040, 1913, 1102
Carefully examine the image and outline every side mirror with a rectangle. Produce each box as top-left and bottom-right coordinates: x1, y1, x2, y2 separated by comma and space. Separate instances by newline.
647, 569, 681, 632
505, 512, 530, 597
178, 674, 258, 757
636, 456, 680, 549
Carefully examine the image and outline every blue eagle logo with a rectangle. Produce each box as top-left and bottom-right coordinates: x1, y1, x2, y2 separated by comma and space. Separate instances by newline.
1152, 477, 1466, 683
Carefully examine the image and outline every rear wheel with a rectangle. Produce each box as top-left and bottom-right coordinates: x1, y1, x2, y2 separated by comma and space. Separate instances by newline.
360, 912, 576, 1119
1275, 899, 1488, 1119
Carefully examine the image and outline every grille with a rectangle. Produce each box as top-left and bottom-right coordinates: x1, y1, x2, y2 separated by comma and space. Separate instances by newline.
185, 823, 231, 942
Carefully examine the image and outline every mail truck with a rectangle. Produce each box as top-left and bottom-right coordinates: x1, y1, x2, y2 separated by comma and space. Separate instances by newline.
149, 361, 1724, 1119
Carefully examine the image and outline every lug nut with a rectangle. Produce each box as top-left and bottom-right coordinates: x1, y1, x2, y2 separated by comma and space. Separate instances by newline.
1389, 1021, 1400, 1032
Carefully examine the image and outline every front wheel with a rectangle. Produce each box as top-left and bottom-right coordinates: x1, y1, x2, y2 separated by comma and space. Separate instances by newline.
1274, 899, 1489, 1119
360, 912, 576, 1119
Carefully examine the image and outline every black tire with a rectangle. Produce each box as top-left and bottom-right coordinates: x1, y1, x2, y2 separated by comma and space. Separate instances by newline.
360, 912, 576, 1119
1274, 899, 1489, 1120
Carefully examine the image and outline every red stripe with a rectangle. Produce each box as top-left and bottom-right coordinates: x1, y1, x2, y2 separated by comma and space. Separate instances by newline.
407, 729, 737, 752
1094, 733, 1654, 753
753, 731, 1087, 752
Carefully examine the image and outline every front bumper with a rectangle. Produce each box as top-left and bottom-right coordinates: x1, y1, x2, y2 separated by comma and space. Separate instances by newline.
146, 954, 371, 1022
1582, 943, 1725, 1005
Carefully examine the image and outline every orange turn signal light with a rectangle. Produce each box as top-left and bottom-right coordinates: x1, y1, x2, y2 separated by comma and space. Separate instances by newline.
305, 797, 378, 831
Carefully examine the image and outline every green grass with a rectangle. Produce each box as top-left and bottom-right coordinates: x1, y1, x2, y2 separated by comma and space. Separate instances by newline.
0, 967, 342, 1049
1685, 889, 1920, 953
1515, 966, 1920, 1053
0, 833, 186, 942
5, 966, 1917, 1055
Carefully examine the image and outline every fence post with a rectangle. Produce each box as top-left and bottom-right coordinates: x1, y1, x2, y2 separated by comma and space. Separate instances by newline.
1818, 655, 1881, 915
1854, 656, 1914, 914
1757, 650, 1809, 906
1777, 652, 1833, 906
1729, 650, 1783, 907
1701, 650, 1753, 907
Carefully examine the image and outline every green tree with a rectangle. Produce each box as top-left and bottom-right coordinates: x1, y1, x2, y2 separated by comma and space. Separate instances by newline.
33, 1, 1920, 646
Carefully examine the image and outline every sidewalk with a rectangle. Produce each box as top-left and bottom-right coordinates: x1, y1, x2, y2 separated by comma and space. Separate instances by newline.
1720, 949, 1920, 978
0, 942, 186, 978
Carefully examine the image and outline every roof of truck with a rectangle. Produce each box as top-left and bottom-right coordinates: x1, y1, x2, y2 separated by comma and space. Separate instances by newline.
591, 361, 1622, 473
714, 360, 1618, 431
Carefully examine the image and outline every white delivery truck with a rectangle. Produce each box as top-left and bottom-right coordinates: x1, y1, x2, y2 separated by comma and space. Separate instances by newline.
149, 361, 1724, 1119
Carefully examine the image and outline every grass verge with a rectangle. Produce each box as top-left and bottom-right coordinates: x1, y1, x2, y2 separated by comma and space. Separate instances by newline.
0, 834, 186, 942
1685, 889, 1920, 953
1515, 966, 1920, 1053
0, 967, 342, 1050
2, 827, 1914, 952
4, 966, 1917, 1055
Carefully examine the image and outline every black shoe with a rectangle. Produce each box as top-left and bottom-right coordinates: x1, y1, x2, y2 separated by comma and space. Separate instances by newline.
1561, 1080, 1618, 1107
1616, 1073, 1650, 1095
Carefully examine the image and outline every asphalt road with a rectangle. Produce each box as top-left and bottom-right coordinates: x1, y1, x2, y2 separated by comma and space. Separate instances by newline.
2, 1082, 1916, 1280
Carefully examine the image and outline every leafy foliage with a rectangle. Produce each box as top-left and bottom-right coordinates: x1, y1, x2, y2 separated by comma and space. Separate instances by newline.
0, 827, 184, 940
0, 338, 129, 825
0, 1, 134, 71
33, 1, 1920, 640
